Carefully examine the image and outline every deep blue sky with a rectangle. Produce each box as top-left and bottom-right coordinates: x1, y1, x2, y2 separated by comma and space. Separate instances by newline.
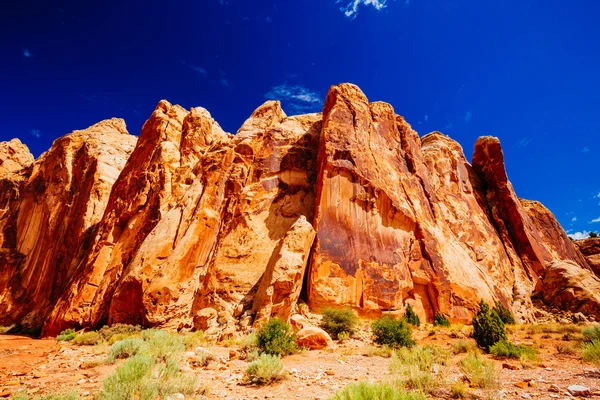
1, 0, 599, 237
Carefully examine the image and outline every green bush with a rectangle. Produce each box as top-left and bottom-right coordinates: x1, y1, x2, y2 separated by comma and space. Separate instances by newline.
452, 340, 477, 354
257, 318, 298, 356
98, 324, 141, 342
108, 338, 145, 361
403, 304, 420, 327
13, 390, 80, 400
72, 331, 102, 346
489, 340, 536, 360
583, 341, 600, 365
492, 303, 515, 324
100, 330, 196, 400
433, 312, 450, 327
590, 232, 598, 238
459, 353, 499, 389
182, 331, 207, 350
329, 381, 426, 400
390, 346, 449, 393
245, 354, 285, 384
372, 316, 415, 348
582, 325, 600, 343
56, 329, 77, 342
472, 300, 506, 350
320, 307, 359, 339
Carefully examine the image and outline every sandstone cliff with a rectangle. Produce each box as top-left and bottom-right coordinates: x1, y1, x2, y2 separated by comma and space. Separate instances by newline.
575, 238, 600, 276
0, 83, 594, 337
0, 119, 136, 330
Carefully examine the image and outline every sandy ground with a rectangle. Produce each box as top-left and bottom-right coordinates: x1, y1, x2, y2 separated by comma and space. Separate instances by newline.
1, 325, 599, 399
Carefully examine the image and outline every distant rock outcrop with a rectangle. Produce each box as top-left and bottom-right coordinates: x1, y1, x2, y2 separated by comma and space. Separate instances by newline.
574, 238, 600, 276
0, 83, 594, 337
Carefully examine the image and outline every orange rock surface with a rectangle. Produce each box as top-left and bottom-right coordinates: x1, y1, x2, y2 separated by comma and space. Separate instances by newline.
0, 83, 594, 336
575, 238, 600, 276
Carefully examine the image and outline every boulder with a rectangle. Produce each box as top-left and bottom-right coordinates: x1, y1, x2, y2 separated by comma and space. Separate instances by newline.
296, 327, 332, 350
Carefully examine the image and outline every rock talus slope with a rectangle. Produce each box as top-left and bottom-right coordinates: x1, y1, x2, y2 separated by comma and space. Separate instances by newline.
0, 83, 595, 336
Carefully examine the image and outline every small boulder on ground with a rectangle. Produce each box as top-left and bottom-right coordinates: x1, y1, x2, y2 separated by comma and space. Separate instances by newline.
568, 385, 591, 397
296, 327, 332, 350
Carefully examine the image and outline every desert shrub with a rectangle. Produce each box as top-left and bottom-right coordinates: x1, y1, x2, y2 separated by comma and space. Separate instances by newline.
183, 331, 207, 350
403, 304, 420, 327
256, 318, 297, 356
582, 325, 600, 343
452, 340, 477, 354
590, 232, 598, 238
365, 345, 394, 358
72, 331, 102, 346
489, 341, 536, 361
320, 307, 359, 339
140, 329, 185, 362
194, 347, 214, 367
372, 317, 415, 348
451, 381, 469, 399
100, 330, 195, 400
13, 390, 80, 400
338, 331, 351, 342
583, 341, 600, 365
390, 346, 448, 393
56, 329, 77, 342
329, 381, 425, 400
107, 338, 145, 361
472, 300, 506, 350
98, 324, 140, 342
433, 312, 451, 327
246, 348, 260, 362
239, 332, 258, 353
492, 303, 515, 324
459, 353, 499, 389
555, 343, 578, 355
245, 354, 285, 384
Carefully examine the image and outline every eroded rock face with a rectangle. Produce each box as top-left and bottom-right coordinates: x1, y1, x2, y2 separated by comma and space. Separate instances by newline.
539, 261, 600, 318
252, 215, 316, 327
0, 139, 34, 177
575, 238, 600, 276
0, 83, 594, 336
0, 119, 137, 329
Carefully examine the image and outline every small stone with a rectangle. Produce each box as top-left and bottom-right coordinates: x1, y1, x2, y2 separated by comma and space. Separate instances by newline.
568, 385, 591, 397
325, 370, 335, 376
521, 394, 531, 399
502, 363, 521, 370
229, 349, 240, 360
549, 384, 561, 393
515, 382, 529, 389
77, 379, 87, 385
0, 391, 11, 398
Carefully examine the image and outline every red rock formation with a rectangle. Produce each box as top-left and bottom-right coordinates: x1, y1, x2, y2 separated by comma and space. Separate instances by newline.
0, 119, 136, 329
575, 238, 600, 276
539, 261, 600, 318
0, 83, 594, 336
0, 139, 34, 177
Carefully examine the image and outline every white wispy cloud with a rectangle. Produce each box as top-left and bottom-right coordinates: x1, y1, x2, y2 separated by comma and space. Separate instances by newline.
265, 83, 322, 115
568, 231, 591, 240
465, 111, 472, 123
179, 61, 208, 78
572, 217, 577, 222
30, 129, 41, 138
516, 137, 532, 148
582, 146, 590, 153
23, 48, 32, 58
591, 217, 600, 223
337, 0, 389, 19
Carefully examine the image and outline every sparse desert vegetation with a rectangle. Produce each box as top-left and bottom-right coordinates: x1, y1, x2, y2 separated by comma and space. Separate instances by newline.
1, 313, 599, 399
